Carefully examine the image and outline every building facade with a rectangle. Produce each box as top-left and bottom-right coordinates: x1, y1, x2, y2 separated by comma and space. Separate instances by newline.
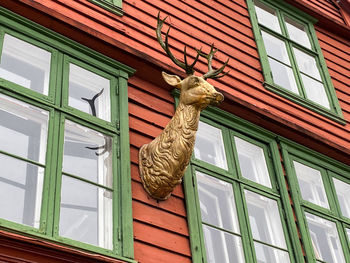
0, 0, 349, 262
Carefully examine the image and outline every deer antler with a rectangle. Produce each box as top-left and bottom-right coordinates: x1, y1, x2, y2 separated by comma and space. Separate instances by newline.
156, 12, 201, 75
196, 44, 230, 80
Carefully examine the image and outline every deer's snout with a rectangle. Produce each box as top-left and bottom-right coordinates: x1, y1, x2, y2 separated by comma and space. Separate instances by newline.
210, 91, 224, 105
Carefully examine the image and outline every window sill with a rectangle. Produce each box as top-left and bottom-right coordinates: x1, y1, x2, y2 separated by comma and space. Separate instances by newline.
264, 82, 346, 125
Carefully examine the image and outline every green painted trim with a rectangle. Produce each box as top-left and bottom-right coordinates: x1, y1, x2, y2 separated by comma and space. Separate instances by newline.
182, 104, 303, 262
0, 6, 134, 76
246, 0, 345, 125
118, 76, 134, 259
0, 6, 135, 260
87, 0, 123, 16
280, 140, 350, 262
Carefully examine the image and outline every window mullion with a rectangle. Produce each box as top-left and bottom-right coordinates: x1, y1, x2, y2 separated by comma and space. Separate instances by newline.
44, 110, 63, 237
286, 41, 306, 98
236, 183, 257, 263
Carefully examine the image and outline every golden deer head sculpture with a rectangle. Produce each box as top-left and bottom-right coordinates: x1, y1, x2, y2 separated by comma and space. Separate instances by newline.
139, 13, 229, 200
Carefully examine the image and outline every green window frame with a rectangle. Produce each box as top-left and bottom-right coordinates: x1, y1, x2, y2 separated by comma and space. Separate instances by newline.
246, 0, 345, 124
88, 0, 123, 16
0, 7, 135, 262
281, 140, 350, 262
183, 106, 304, 263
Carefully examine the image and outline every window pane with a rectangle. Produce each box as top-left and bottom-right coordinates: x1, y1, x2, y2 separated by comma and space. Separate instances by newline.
254, 242, 290, 263
235, 137, 271, 188
268, 58, 299, 94
203, 224, 245, 263
285, 17, 311, 49
305, 213, 346, 263
293, 48, 321, 80
0, 153, 44, 228
347, 228, 350, 241
68, 64, 111, 122
261, 31, 290, 64
63, 120, 113, 188
59, 175, 113, 249
301, 74, 330, 109
254, 1, 281, 33
333, 178, 350, 218
194, 121, 228, 170
0, 34, 51, 95
293, 161, 329, 208
197, 172, 240, 233
0, 94, 49, 164
245, 190, 287, 249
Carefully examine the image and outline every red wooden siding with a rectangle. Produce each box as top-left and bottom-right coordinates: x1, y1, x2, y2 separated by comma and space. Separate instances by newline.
0, 0, 349, 262
128, 75, 192, 262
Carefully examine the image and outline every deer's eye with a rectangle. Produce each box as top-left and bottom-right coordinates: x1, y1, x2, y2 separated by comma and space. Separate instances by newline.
188, 76, 200, 87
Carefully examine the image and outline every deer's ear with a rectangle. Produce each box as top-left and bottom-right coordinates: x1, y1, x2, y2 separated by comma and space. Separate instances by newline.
162, 72, 182, 88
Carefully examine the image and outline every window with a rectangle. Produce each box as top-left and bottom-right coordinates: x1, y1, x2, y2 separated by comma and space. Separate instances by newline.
281, 141, 350, 263
184, 109, 303, 263
0, 7, 134, 260
88, 0, 123, 16
247, 0, 344, 124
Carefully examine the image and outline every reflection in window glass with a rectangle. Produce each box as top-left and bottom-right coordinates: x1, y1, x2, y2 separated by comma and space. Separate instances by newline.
305, 213, 345, 263
235, 137, 271, 188
333, 178, 350, 218
0, 153, 44, 228
301, 74, 330, 109
261, 31, 290, 64
203, 225, 245, 263
194, 121, 228, 170
254, 0, 281, 33
197, 172, 240, 233
59, 175, 113, 249
0, 34, 51, 95
285, 17, 311, 49
0, 94, 49, 164
293, 48, 321, 80
268, 58, 299, 94
293, 161, 329, 208
254, 242, 290, 263
244, 190, 287, 249
63, 120, 113, 188
68, 64, 111, 122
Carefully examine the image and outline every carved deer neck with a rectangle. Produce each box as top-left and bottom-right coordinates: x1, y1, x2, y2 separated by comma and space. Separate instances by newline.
138, 13, 228, 200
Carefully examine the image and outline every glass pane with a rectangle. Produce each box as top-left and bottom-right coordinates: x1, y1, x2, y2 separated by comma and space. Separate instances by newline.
203, 224, 245, 263
333, 178, 350, 218
293, 48, 321, 80
347, 228, 350, 241
235, 137, 271, 188
63, 120, 113, 188
305, 213, 346, 263
261, 31, 290, 64
293, 161, 329, 208
0, 34, 51, 95
194, 121, 228, 170
301, 74, 330, 109
197, 172, 240, 233
245, 190, 287, 249
59, 175, 113, 249
254, 1, 281, 33
254, 242, 290, 263
0, 153, 44, 228
0, 94, 49, 164
285, 17, 311, 49
268, 58, 299, 94
68, 64, 111, 122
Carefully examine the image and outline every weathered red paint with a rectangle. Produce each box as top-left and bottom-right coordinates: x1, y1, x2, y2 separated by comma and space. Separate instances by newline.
0, 0, 349, 262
